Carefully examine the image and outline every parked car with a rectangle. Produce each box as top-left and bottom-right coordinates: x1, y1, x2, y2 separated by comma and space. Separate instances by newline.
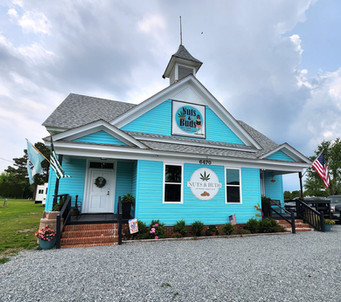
327, 195, 341, 223
284, 197, 332, 219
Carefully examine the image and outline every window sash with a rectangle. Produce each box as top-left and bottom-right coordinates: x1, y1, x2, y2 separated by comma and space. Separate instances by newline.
226, 168, 241, 203
164, 164, 182, 203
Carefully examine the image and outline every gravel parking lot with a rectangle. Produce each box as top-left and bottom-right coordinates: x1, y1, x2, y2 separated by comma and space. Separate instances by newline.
1, 226, 340, 302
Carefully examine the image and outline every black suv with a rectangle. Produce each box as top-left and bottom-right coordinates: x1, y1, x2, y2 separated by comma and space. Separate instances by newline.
327, 195, 341, 223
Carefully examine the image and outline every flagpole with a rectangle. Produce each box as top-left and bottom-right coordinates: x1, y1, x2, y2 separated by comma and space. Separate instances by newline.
25, 138, 51, 164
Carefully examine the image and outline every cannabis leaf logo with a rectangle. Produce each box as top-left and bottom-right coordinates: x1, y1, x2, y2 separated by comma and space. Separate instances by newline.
200, 171, 210, 181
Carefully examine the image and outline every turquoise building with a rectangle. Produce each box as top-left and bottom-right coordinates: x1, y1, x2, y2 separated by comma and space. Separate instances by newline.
42, 44, 310, 226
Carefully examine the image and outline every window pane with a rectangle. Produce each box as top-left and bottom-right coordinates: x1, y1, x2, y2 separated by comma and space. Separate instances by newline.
165, 165, 182, 183
89, 162, 114, 169
226, 169, 239, 185
165, 184, 181, 202
226, 186, 240, 203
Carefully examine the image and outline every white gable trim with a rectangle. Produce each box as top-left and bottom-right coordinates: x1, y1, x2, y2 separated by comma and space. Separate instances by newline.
51, 120, 147, 149
111, 75, 262, 149
260, 143, 311, 164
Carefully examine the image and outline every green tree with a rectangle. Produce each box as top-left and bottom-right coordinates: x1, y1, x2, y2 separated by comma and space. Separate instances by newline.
304, 139, 341, 196
0, 142, 50, 199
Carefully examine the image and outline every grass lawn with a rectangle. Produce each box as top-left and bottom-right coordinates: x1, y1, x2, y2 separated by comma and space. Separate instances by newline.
0, 199, 44, 262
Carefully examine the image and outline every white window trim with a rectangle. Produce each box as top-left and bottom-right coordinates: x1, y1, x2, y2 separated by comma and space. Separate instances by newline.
163, 163, 183, 204
225, 167, 242, 204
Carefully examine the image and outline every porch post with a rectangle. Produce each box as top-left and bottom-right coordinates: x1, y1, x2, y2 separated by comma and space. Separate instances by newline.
53, 155, 63, 207
299, 172, 303, 198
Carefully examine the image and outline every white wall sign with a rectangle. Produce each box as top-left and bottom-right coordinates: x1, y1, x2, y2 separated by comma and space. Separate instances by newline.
172, 100, 206, 138
187, 168, 222, 200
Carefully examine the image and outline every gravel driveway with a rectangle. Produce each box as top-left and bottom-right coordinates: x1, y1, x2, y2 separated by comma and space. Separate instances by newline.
1, 226, 340, 302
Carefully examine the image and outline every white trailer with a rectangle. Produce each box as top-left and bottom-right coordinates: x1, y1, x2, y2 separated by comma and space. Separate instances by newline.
35, 183, 48, 204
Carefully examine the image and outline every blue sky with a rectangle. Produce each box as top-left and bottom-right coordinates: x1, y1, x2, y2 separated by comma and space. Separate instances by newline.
0, 0, 341, 191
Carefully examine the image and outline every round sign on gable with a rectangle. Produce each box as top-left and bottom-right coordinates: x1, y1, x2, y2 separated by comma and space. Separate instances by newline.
187, 168, 222, 200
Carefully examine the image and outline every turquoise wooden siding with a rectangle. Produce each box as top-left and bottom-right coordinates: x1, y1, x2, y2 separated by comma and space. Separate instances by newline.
121, 99, 245, 145
266, 150, 295, 162
264, 172, 284, 205
122, 100, 172, 135
135, 160, 261, 225
135, 160, 164, 223
115, 161, 135, 213
206, 107, 244, 144
73, 130, 127, 145
45, 158, 86, 211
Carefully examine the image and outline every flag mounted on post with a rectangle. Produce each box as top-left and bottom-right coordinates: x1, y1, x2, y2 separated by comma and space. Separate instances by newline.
26, 140, 45, 184
312, 152, 330, 189
50, 137, 70, 179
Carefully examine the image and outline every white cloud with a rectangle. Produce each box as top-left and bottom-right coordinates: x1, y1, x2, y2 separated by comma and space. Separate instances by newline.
7, 8, 18, 19
18, 11, 50, 34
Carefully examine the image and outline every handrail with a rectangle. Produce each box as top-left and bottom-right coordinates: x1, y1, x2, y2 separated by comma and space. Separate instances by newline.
296, 199, 325, 232
270, 200, 296, 234
117, 196, 123, 245
56, 194, 72, 249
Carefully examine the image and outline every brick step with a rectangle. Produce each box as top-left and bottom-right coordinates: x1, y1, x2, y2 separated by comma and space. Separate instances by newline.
61, 235, 118, 246
64, 223, 117, 231
276, 220, 314, 232
62, 242, 118, 249
61, 223, 119, 248
283, 227, 315, 232
62, 228, 116, 238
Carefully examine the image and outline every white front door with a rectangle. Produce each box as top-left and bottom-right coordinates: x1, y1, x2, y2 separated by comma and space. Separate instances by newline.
84, 168, 116, 213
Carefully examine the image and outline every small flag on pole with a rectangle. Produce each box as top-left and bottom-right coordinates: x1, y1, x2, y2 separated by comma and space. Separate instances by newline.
229, 214, 237, 225
50, 137, 70, 179
312, 152, 330, 188
26, 140, 45, 184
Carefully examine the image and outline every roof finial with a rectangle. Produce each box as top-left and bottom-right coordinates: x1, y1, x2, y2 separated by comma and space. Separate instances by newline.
179, 16, 183, 45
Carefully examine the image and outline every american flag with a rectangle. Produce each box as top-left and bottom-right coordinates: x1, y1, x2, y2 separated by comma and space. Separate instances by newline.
229, 214, 237, 225
312, 152, 330, 188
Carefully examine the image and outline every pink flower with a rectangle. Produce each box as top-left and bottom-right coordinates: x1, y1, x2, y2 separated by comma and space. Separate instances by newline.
154, 224, 158, 227
155, 236, 159, 240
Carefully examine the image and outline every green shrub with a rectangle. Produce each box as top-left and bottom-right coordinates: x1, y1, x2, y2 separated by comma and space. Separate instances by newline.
238, 228, 252, 235
222, 223, 234, 235
173, 220, 187, 237
245, 218, 260, 233
191, 221, 204, 236
258, 218, 282, 233
132, 220, 148, 239
149, 220, 165, 239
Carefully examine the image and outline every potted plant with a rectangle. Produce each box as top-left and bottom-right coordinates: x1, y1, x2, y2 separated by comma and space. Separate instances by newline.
34, 225, 57, 250
205, 225, 219, 236
122, 193, 135, 219
324, 219, 335, 232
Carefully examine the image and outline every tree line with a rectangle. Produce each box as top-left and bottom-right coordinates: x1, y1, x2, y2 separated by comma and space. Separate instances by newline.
0, 142, 50, 199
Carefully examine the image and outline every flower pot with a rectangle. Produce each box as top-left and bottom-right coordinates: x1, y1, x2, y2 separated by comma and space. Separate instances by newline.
325, 224, 331, 232
122, 203, 132, 219
39, 237, 56, 250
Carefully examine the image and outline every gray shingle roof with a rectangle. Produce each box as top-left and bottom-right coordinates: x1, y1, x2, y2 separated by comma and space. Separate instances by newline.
126, 125, 279, 159
173, 45, 202, 64
43, 93, 136, 129
44, 93, 301, 162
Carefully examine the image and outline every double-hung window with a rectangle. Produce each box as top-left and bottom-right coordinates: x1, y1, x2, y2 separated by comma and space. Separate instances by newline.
164, 164, 182, 203
226, 168, 241, 203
